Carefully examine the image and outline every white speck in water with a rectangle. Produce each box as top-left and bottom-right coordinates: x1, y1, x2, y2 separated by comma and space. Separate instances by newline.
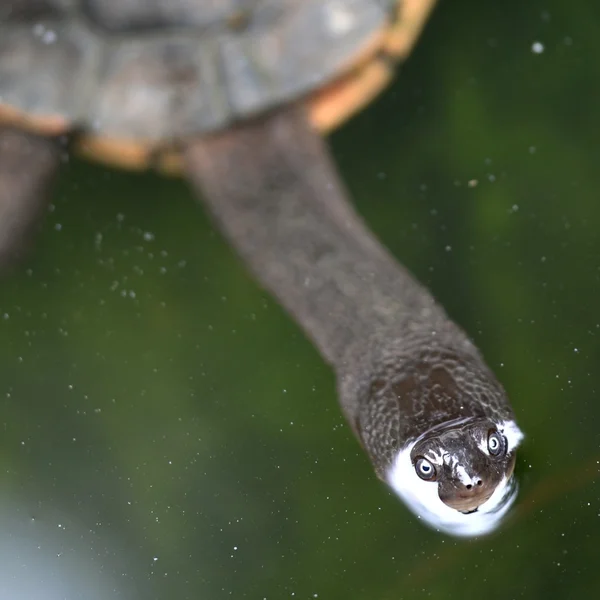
444, 245, 452, 252
529, 145, 537, 154
531, 41, 545, 54
326, 1, 355, 35
32, 23, 56, 44
143, 231, 155, 242
54, 223, 62, 231
43, 29, 56, 44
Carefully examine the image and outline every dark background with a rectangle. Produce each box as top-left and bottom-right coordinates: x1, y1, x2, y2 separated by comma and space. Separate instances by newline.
1, 0, 599, 598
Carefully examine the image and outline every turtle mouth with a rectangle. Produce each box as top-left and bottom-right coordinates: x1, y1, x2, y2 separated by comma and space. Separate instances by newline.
439, 482, 496, 513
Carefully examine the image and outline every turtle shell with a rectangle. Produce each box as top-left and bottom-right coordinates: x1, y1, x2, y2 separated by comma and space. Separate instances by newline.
0, 0, 436, 171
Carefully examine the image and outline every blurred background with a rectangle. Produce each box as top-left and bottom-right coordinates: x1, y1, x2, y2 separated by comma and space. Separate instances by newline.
1, 0, 599, 598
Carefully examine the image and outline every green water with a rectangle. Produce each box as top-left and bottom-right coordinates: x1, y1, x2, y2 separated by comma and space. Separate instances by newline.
1, 0, 599, 598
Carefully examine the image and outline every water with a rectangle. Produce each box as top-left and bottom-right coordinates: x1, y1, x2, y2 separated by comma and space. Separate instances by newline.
1, 0, 599, 598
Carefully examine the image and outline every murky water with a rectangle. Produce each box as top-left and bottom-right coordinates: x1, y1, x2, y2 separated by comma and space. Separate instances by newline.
1, 1, 599, 598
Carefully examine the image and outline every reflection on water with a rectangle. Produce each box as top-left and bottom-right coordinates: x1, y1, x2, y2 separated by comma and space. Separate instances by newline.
1, 0, 600, 598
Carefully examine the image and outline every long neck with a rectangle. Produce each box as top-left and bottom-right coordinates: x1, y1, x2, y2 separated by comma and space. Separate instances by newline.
183, 106, 517, 484
184, 105, 448, 368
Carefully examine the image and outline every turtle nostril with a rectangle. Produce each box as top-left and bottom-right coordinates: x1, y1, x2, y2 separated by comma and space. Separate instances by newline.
466, 480, 483, 491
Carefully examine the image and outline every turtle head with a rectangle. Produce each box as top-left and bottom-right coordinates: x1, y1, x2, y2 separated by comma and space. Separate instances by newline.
411, 418, 519, 512
350, 337, 525, 537
387, 417, 524, 537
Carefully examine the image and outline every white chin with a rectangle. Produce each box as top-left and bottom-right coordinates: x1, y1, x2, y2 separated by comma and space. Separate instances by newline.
386, 420, 524, 538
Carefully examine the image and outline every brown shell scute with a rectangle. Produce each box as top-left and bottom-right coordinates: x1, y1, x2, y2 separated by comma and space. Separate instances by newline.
92, 38, 228, 140
0, 22, 101, 124
219, 1, 388, 119
0, 0, 394, 142
0, 1, 75, 21
83, 0, 263, 32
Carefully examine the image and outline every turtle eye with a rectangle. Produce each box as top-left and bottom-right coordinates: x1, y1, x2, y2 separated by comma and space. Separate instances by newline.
415, 457, 436, 481
487, 430, 506, 457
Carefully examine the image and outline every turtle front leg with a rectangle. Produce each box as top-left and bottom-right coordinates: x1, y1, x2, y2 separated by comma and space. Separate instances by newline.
0, 127, 61, 273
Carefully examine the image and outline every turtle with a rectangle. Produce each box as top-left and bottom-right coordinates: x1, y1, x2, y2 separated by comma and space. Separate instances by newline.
0, 0, 435, 262
0, 0, 524, 537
